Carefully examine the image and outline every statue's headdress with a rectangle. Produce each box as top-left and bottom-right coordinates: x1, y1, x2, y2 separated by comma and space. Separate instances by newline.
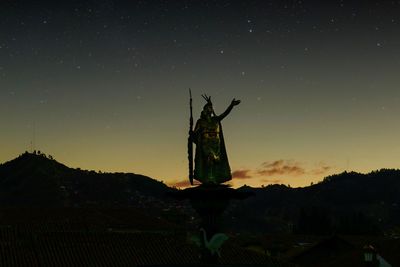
202, 94, 213, 109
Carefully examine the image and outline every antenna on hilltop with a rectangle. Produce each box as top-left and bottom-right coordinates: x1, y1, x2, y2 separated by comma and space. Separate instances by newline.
30, 122, 36, 153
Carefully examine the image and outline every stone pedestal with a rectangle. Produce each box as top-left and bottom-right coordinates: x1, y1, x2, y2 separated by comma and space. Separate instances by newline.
168, 184, 254, 264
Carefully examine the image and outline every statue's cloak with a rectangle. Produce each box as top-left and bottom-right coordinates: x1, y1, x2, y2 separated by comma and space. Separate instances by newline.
193, 117, 232, 184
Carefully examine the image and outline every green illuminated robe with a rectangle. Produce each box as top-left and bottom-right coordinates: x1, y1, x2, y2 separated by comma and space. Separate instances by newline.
192, 106, 233, 185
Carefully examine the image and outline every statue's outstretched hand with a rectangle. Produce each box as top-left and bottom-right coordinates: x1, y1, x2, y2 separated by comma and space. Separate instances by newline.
231, 98, 241, 106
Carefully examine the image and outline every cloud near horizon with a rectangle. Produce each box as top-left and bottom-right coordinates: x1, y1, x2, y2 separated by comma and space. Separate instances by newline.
169, 179, 199, 188
311, 163, 332, 175
257, 160, 306, 176
232, 169, 252, 179
231, 160, 333, 183
171, 160, 333, 188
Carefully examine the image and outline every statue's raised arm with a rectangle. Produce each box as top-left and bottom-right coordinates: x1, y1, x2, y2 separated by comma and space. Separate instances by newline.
217, 98, 241, 121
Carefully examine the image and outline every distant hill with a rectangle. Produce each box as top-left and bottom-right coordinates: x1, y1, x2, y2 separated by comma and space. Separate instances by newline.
1, 152, 400, 235
0, 152, 173, 207
228, 170, 400, 235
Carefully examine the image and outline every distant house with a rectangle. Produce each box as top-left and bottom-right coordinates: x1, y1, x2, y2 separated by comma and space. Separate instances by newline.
289, 235, 398, 267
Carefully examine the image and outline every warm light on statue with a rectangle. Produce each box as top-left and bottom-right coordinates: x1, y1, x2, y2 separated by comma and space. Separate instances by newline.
188, 92, 240, 185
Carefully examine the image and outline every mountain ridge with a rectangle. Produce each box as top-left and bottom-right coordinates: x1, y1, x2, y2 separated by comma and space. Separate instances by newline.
1, 152, 400, 235
230, 169, 400, 235
0, 152, 173, 207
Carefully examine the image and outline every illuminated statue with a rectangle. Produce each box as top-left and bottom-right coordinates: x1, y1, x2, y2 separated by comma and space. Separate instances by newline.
188, 92, 240, 185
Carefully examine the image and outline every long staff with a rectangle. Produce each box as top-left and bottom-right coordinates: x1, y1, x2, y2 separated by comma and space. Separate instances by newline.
188, 88, 194, 185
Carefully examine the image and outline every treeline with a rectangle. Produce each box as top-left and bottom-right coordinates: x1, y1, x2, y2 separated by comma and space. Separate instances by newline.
226, 170, 400, 235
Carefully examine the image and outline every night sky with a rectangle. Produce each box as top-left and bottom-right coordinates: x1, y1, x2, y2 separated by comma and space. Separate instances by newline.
1, 0, 400, 188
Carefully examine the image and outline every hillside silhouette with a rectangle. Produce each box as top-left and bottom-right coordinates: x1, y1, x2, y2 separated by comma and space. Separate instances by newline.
0, 152, 172, 207
1, 152, 400, 236
228, 170, 400, 235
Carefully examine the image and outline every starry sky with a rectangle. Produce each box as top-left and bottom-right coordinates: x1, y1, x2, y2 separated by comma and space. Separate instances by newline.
1, 0, 400, 188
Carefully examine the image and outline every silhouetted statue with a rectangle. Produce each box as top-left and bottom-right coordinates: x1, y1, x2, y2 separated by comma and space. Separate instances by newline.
189, 94, 240, 185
